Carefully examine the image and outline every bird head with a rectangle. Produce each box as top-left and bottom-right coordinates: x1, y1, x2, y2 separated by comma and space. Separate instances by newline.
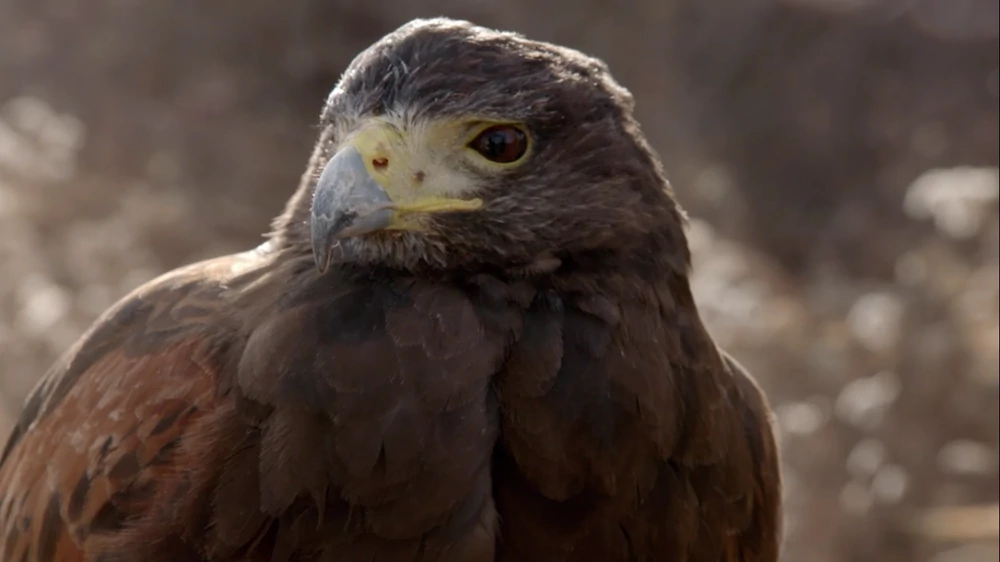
283, 18, 689, 276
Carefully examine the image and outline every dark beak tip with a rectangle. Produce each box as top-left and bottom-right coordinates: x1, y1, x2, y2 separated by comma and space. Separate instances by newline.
310, 241, 328, 273
309, 213, 335, 273
314, 255, 331, 274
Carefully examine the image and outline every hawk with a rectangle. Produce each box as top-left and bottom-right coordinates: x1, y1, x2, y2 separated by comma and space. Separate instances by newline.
0, 17, 782, 562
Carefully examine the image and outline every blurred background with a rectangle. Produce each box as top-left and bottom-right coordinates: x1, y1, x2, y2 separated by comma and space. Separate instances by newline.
0, 0, 997, 560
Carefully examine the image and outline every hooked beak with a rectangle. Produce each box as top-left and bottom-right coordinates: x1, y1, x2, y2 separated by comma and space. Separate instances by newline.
310, 145, 393, 272
309, 125, 485, 273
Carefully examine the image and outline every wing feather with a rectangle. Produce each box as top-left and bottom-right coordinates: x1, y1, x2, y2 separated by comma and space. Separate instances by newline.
0, 255, 256, 562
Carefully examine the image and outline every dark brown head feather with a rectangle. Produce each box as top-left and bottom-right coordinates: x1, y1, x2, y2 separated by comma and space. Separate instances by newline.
272, 18, 689, 279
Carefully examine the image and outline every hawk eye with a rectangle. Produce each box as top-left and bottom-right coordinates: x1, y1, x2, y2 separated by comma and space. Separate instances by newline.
470, 125, 529, 164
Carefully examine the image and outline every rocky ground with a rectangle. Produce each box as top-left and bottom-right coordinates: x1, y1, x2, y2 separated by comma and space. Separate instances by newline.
1, 1, 997, 560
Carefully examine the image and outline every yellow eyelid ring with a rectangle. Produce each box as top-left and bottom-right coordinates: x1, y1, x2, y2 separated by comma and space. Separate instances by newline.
464, 121, 533, 166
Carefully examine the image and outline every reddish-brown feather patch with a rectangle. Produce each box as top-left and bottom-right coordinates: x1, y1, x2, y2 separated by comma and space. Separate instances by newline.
0, 339, 230, 561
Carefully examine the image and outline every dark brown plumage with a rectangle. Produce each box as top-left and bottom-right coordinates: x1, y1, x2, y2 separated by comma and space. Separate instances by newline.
0, 18, 782, 562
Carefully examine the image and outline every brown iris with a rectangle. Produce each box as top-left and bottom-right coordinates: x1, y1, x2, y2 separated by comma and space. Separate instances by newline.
470, 125, 529, 163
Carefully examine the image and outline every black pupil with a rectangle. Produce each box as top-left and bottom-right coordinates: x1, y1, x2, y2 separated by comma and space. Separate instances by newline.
475, 127, 525, 163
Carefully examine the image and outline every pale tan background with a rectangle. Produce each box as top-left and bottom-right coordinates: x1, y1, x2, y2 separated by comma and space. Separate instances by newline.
0, 1, 997, 561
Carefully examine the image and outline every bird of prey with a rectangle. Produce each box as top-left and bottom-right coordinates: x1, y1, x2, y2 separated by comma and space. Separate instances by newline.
0, 17, 782, 562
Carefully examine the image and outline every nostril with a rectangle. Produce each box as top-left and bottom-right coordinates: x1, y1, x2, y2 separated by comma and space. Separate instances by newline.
372, 157, 389, 170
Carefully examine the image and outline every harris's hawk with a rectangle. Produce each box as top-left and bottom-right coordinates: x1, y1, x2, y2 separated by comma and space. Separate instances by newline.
0, 18, 782, 562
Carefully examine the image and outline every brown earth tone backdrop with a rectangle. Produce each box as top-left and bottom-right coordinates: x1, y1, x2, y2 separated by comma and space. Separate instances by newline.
0, 1, 997, 561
